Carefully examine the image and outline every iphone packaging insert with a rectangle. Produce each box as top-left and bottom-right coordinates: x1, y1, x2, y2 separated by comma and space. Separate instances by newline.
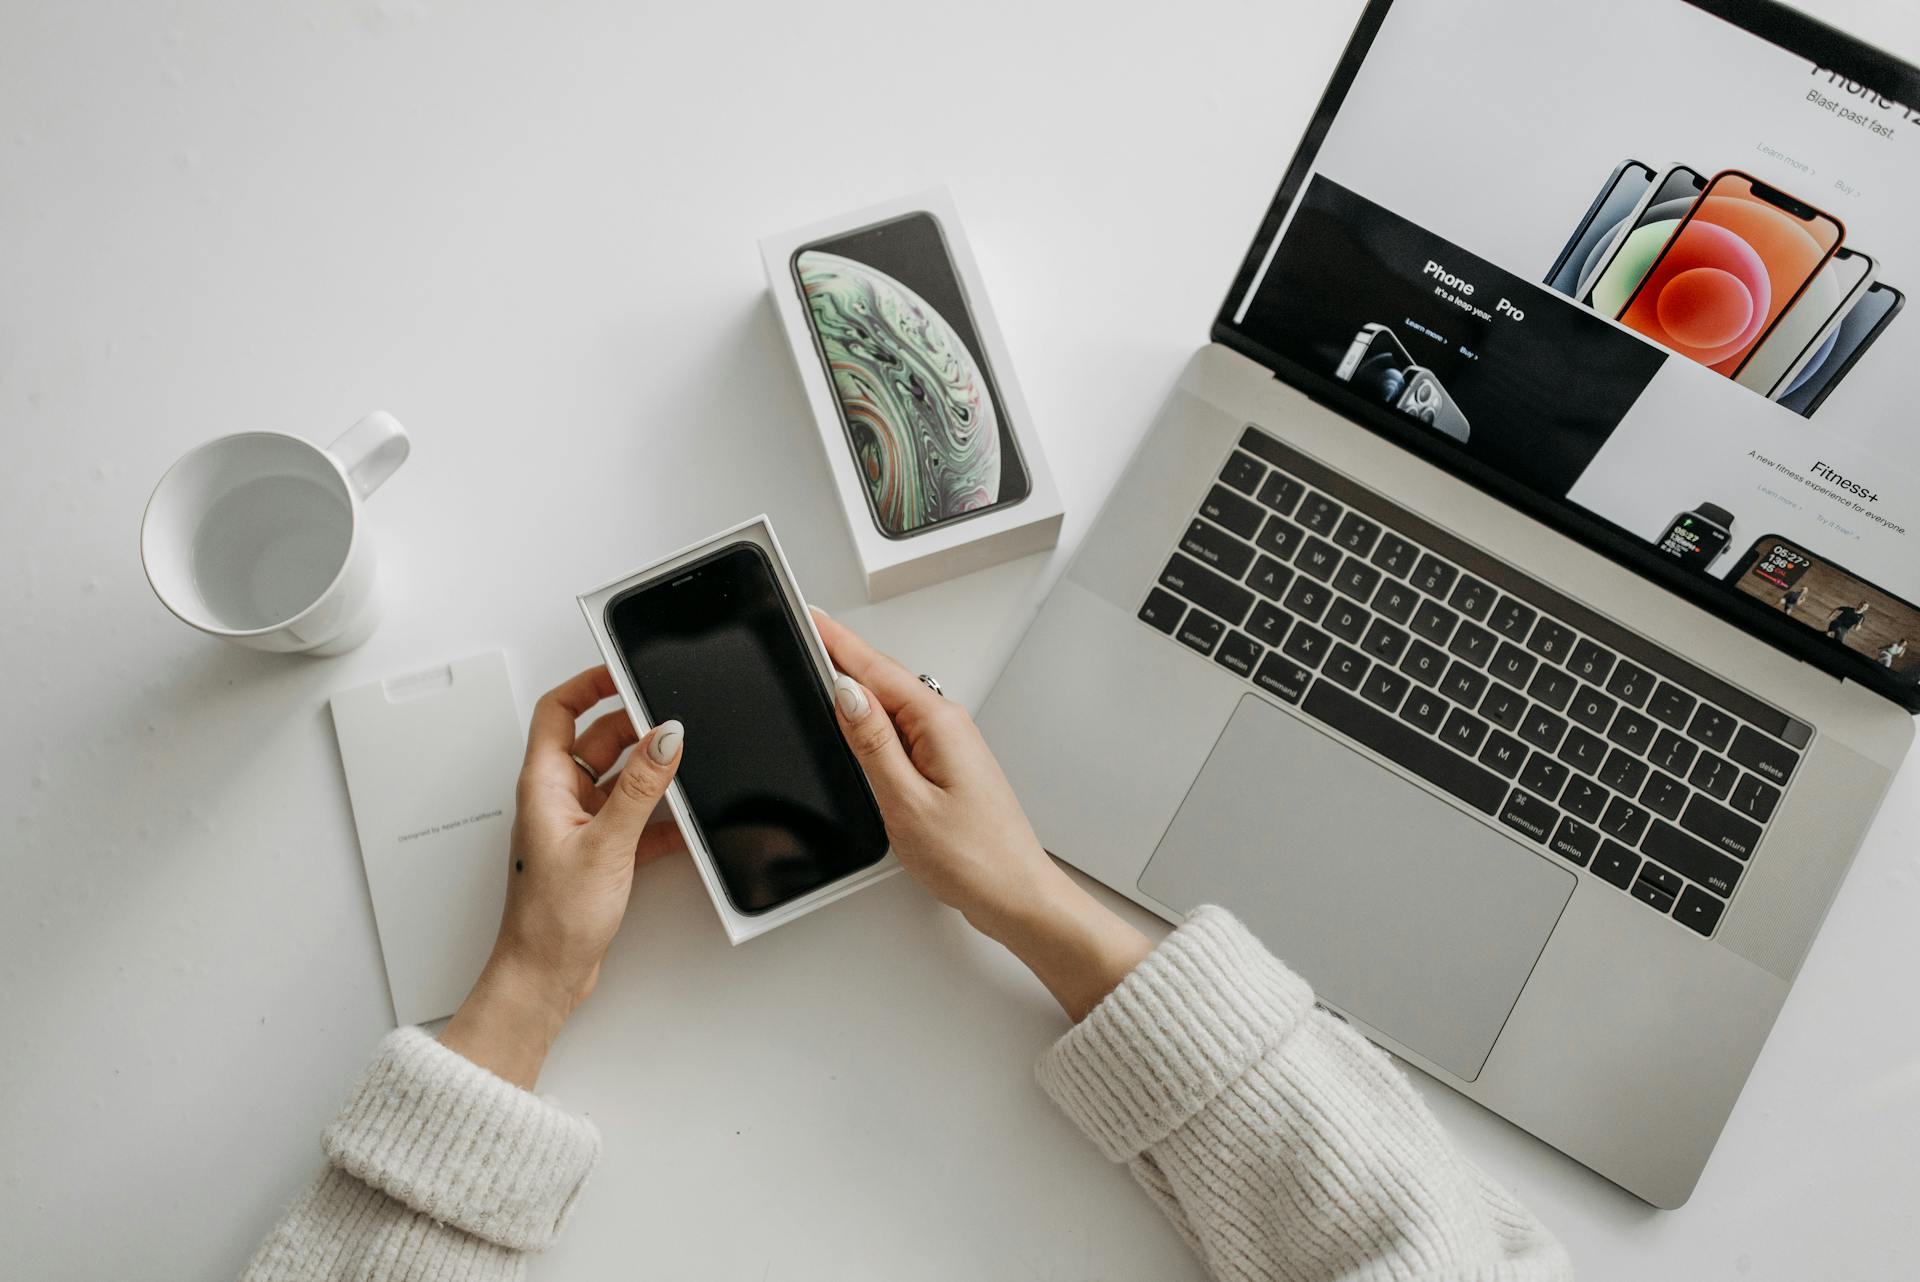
578, 516, 900, 944
760, 187, 1062, 600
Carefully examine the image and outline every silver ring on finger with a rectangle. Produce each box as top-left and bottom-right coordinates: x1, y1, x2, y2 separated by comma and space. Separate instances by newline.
918, 674, 943, 697
570, 752, 601, 783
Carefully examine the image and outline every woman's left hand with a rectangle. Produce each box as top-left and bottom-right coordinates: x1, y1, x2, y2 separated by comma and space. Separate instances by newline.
440, 665, 683, 1088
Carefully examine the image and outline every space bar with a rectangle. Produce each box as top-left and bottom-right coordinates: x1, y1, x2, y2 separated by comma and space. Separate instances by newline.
1302, 682, 1507, 815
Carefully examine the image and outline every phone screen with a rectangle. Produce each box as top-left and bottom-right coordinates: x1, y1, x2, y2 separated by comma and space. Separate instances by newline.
1730, 536, 1920, 677
1580, 165, 1705, 310
1546, 159, 1654, 296
793, 212, 1030, 539
604, 543, 889, 914
1736, 247, 1874, 397
1776, 282, 1906, 417
1618, 170, 1843, 376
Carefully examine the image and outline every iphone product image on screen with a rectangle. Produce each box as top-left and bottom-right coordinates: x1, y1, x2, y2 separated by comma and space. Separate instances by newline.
792, 213, 1030, 540
1737, 246, 1877, 398
1617, 170, 1843, 377
604, 543, 889, 914
1545, 159, 1655, 296
1776, 281, 1905, 417
1578, 163, 1705, 309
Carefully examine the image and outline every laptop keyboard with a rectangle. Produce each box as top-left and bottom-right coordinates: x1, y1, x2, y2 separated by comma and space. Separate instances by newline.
1140, 426, 1813, 941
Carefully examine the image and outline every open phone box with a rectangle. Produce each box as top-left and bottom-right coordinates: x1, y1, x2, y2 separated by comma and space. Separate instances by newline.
760, 187, 1063, 600
578, 516, 900, 944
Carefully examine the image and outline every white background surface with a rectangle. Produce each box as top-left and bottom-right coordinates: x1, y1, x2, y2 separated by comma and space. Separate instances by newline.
3, 2, 1916, 1277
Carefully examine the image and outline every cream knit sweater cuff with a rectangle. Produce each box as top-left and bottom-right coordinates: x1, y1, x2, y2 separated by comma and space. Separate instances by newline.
320, 1028, 601, 1252
1033, 905, 1316, 1162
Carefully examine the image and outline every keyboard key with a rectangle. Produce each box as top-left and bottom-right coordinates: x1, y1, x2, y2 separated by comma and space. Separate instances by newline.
1598, 748, 1649, 795
1322, 644, 1370, 691
1138, 588, 1184, 634
1447, 620, 1498, 668
1526, 666, 1577, 713
1601, 795, 1651, 844
1689, 704, 1737, 752
1161, 553, 1254, 626
1361, 665, 1411, 713
1608, 708, 1658, 756
1593, 840, 1640, 890
1643, 821, 1743, 897
1297, 492, 1343, 535
1410, 553, 1459, 598
1674, 884, 1726, 936
1637, 862, 1683, 898
1247, 555, 1293, 601
1489, 642, 1538, 690
1569, 686, 1617, 733
1479, 685, 1528, 732
1361, 618, 1410, 665
1256, 470, 1304, 516
1334, 558, 1382, 603
1449, 576, 1496, 622
1479, 730, 1527, 778
1373, 580, 1420, 625
1688, 752, 1737, 800
1325, 598, 1370, 644
1332, 511, 1380, 557
1727, 725, 1799, 786
1648, 729, 1697, 777
1181, 518, 1256, 578
1401, 640, 1448, 687
1562, 775, 1608, 823
1605, 659, 1654, 708
1526, 618, 1575, 662
1199, 485, 1262, 539
1566, 637, 1616, 685
1253, 652, 1312, 704
1558, 726, 1609, 776
1519, 751, 1569, 801
1487, 596, 1537, 641
1294, 535, 1342, 583
1441, 660, 1489, 707
1519, 706, 1568, 753
1400, 687, 1449, 735
1219, 451, 1265, 496
1440, 707, 1490, 756
1282, 621, 1332, 668
1176, 612, 1224, 656
1550, 816, 1599, 866
1630, 878, 1676, 913
1247, 600, 1291, 647
1498, 788, 1555, 842
1283, 577, 1333, 624
1639, 771, 1688, 821
1730, 773, 1781, 824
1411, 598, 1459, 645
1214, 630, 1262, 677
1371, 532, 1421, 578
1648, 682, 1696, 730
1255, 515, 1305, 561
1679, 793, 1762, 860
1303, 681, 1509, 814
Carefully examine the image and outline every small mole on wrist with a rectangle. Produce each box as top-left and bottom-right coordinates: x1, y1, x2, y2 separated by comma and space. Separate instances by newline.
514, 859, 524, 873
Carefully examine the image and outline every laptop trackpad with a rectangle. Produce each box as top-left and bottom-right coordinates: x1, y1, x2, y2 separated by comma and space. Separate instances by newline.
1138, 695, 1575, 1081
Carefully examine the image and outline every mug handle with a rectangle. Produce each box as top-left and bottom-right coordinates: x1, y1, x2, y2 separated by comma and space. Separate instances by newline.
328, 411, 411, 500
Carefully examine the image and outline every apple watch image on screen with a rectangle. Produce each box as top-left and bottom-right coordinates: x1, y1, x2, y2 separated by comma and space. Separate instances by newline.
1655, 502, 1735, 574
1333, 323, 1471, 443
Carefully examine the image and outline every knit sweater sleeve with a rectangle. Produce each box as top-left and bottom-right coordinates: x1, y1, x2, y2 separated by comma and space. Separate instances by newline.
240, 1028, 600, 1282
1035, 906, 1571, 1282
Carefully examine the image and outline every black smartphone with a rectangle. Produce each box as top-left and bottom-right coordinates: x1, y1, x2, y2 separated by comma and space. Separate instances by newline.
1776, 281, 1905, 417
603, 542, 889, 914
1578, 163, 1706, 310
1544, 159, 1655, 296
792, 212, 1030, 540
1730, 535, 1920, 676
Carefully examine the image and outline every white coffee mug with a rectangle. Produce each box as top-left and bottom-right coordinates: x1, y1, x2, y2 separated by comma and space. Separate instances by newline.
141, 412, 410, 655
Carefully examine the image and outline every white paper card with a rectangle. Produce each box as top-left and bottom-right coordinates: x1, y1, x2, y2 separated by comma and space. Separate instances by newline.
330, 652, 520, 1025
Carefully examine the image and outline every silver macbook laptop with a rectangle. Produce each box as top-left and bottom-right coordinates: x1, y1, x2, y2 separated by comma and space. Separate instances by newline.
979, 0, 1919, 1208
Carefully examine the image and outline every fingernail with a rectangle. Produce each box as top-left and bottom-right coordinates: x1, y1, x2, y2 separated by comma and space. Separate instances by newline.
648, 719, 683, 764
833, 674, 868, 720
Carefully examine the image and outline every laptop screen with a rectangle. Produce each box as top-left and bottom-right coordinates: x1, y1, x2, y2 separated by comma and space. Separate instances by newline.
1220, 0, 1920, 701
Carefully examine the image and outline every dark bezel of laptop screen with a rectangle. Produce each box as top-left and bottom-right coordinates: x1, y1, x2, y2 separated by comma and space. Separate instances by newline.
1210, 0, 1920, 714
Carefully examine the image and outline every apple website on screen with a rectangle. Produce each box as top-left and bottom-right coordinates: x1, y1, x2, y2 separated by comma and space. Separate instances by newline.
1232, 0, 1920, 682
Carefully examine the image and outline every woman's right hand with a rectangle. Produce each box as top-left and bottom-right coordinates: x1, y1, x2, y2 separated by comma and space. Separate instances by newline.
815, 609, 1151, 1021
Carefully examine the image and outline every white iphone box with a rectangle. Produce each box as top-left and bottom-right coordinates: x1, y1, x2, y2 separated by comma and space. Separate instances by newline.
578, 516, 900, 944
330, 653, 520, 1026
760, 187, 1063, 600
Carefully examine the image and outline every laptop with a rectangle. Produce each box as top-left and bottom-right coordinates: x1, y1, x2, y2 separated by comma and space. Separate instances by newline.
978, 0, 1920, 1208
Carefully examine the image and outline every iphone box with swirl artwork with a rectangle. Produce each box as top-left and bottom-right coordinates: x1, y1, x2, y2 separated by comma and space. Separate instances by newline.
761, 188, 1063, 599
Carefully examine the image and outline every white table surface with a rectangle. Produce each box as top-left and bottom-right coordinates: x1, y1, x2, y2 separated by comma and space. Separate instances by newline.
5, 2, 1918, 1277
